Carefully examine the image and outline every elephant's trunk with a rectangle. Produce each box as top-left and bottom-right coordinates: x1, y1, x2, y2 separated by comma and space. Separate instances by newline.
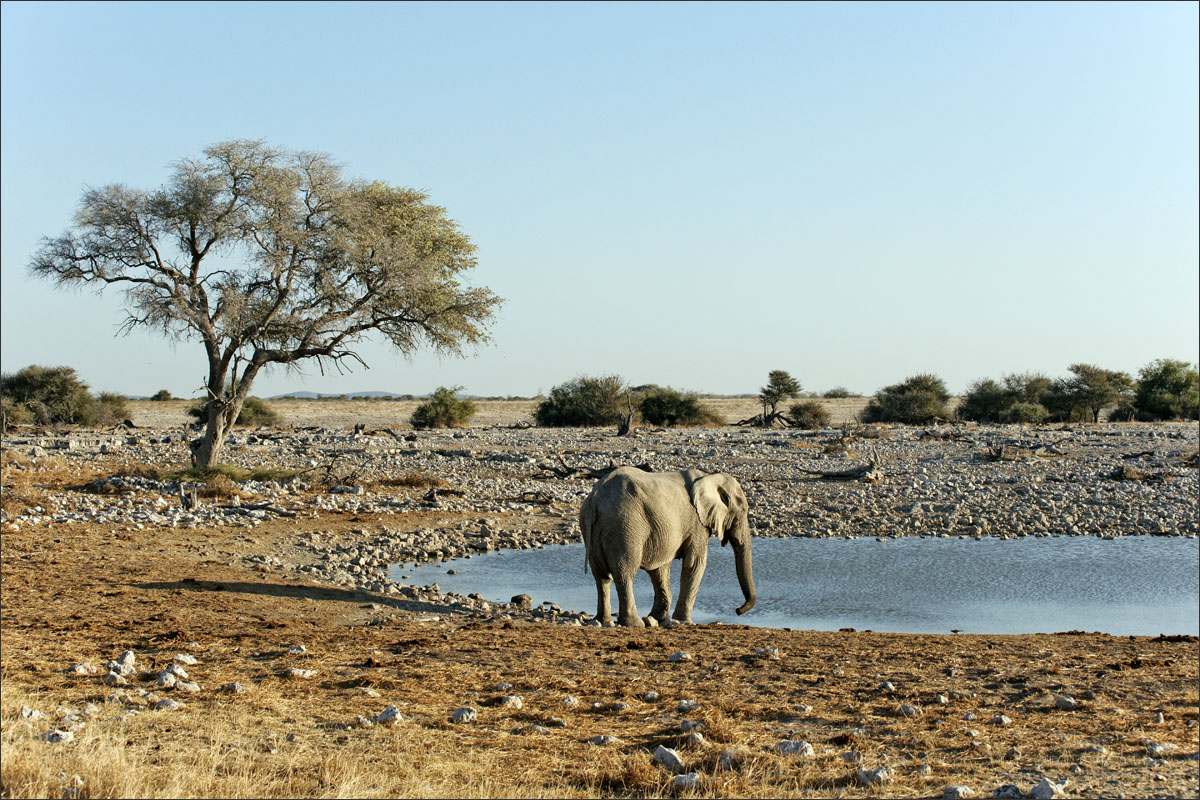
733, 537, 756, 616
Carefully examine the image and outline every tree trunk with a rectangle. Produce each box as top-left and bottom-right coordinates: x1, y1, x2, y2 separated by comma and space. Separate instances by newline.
192, 358, 260, 468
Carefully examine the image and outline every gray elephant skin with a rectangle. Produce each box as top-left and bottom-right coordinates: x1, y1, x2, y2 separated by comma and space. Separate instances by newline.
579, 467, 756, 628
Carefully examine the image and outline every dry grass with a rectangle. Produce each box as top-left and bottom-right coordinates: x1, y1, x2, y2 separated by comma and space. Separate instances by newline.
378, 470, 450, 489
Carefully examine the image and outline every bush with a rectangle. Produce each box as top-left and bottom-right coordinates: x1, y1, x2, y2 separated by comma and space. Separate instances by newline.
861, 373, 950, 424
410, 386, 477, 429
151, 389, 173, 401
788, 400, 831, 429
1134, 359, 1199, 420
638, 386, 722, 427
957, 379, 1008, 422
1001, 401, 1049, 424
93, 392, 131, 425
822, 386, 853, 399
0, 365, 95, 425
188, 396, 281, 427
534, 375, 627, 427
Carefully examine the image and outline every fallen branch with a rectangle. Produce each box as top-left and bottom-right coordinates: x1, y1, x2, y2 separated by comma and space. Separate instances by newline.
796, 460, 883, 483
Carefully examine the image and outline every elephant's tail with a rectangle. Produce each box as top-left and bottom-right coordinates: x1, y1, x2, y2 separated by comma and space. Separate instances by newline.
579, 501, 598, 575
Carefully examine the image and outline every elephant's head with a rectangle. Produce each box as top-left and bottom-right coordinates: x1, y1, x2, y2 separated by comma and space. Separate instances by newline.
691, 473, 756, 616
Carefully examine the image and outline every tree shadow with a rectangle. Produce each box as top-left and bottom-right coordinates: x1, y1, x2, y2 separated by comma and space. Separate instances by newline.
131, 577, 453, 616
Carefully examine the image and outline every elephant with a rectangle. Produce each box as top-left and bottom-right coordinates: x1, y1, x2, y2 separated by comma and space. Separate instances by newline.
579, 467, 756, 628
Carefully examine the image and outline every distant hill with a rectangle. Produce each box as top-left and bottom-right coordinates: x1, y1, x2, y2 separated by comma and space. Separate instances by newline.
269, 390, 413, 400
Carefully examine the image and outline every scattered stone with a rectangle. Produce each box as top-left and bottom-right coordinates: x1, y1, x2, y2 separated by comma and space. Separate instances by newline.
173, 654, 199, 666
286, 645, 307, 655
685, 730, 707, 748
102, 671, 129, 687
775, 740, 815, 757
878, 681, 896, 693
993, 784, 1024, 799
164, 664, 189, 680
38, 729, 75, 743
840, 750, 864, 763
936, 694, 949, 704
513, 724, 551, 735
917, 765, 933, 776
717, 749, 745, 771
857, 765, 895, 785
510, 594, 532, 609
1152, 711, 1165, 724
680, 719, 704, 733
964, 712, 977, 721
992, 713, 1013, 726
67, 662, 98, 676
589, 734, 623, 746
1054, 696, 1080, 710
156, 672, 177, 689
945, 786, 975, 800
1145, 741, 1178, 757
451, 707, 477, 724
106, 651, 137, 677
669, 651, 692, 663
672, 773, 702, 791
546, 717, 567, 728
285, 668, 317, 679
350, 715, 374, 728
898, 703, 923, 718
654, 744, 686, 774
608, 701, 629, 713
373, 705, 404, 725
498, 695, 523, 709
643, 690, 660, 702
755, 647, 781, 660
155, 698, 183, 711
677, 699, 699, 712
561, 695, 581, 708
223, 682, 251, 694
20, 706, 45, 721
1029, 777, 1068, 799
1082, 745, 1108, 755
1004, 747, 1021, 760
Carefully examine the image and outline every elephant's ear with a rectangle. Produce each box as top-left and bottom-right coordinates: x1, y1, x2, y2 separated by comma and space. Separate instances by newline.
691, 474, 731, 542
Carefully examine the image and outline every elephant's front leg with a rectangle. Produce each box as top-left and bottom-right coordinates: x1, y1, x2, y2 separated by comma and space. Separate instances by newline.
672, 546, 708, 624
646, 564, 672, 627
613, 569, 644, 628
594, 572, 614, 627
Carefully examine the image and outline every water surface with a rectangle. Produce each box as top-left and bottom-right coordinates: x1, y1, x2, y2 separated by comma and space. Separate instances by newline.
390, 536, 1199, 636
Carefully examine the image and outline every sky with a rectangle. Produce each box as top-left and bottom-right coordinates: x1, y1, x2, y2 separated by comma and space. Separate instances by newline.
2, 1, 1197, 399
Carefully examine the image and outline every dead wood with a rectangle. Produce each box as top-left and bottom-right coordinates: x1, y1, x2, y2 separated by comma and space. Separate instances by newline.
1109, 465, 1174, 484
796, 460, 883, 483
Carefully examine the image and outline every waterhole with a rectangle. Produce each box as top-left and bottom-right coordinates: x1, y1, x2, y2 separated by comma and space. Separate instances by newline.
390, 536, 1199, 635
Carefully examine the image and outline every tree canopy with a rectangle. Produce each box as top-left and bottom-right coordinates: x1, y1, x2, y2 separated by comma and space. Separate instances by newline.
30, 140, 501, 466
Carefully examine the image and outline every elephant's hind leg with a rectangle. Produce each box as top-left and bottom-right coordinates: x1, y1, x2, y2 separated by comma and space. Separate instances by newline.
594, 572, 614, 627
614, 570, 644, 628
646, 565, 672, 626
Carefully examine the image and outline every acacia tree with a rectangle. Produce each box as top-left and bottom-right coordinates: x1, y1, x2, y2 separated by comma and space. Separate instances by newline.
30, 140, 501, 467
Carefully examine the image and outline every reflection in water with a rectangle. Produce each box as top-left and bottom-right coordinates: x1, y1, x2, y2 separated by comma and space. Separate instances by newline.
391, 536, 1199, 635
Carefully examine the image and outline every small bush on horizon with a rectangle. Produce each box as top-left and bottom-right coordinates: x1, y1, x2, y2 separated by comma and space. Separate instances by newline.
0, 364, 130, 428
861, 373, 950, 424
789, 399, 831, 429
1134, 359, 1199, 421
410, 386, 477, 429
151, 389, 173, 401
535, 375, 627, 427
638, 386, 723, 427
188, 396, 281, 427
822, 386, 854, 398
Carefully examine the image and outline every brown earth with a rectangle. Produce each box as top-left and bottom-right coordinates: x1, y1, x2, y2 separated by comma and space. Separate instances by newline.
1, 418, 1197, 799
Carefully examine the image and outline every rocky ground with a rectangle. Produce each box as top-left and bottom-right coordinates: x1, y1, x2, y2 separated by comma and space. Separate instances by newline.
1, 402, 1197, 798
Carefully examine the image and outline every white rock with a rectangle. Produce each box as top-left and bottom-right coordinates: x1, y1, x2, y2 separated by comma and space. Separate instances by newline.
286, 645, 307, 655
668, 651, 691, 662
717, 748, 745, 770
513, 724, 551, 735
589, 734, 623, 745
155, 698, 183, 711
38, 729, 74, 743
856, 765, 895, 785
1145, 741, 1178, 757
672, 773, 702, 791
451, 707, 477, 724
944, 785, 975, 799
755, 647, 782, 660
898, 703, 923, 718
643, 690, 660, 702
685, 731, 707, 748
839, 750, 863, 763
67, 662, 98, 675
774, 740, 815, 757
156, 672, 177, 688
285, 668, 317, 679
1029, 777, 1069, 799
223, 682, 251, 694
1054, 696, 1080, 710
173, 654, 199, 666
499, 695, 523, 709
878, 681, 896, 693
374, 705, 405, 726
175, 681, 201, 693
562, 695, 581, 708
102, 671, 128, 687
677, 699, 699, 712
654, 745, 686, 774
20, 706, 45, 721
992, 713, 1013, 726
680, 719, 704, 733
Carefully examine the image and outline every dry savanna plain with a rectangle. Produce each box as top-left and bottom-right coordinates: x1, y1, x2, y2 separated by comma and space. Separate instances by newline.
1, 398, 1197, 799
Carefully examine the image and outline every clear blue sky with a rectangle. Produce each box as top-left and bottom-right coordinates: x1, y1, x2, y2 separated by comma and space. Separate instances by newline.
2, 1, 1196, 398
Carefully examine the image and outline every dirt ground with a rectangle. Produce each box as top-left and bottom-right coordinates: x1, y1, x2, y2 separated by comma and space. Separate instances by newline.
2, 449, 1197, 799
